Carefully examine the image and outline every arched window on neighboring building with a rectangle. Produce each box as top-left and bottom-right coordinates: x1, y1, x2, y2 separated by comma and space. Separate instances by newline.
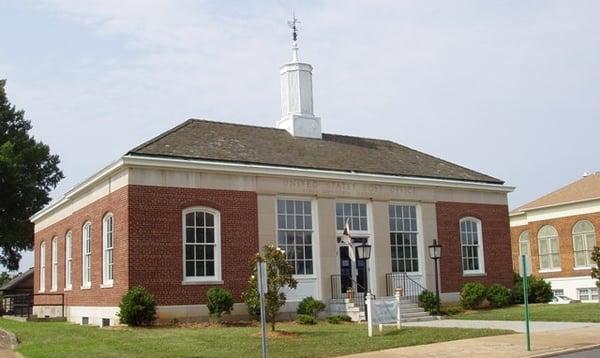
460, 217, 485, 274
538, 225, 560, 271
519, 230, 531, 257
182, 207, 222, 282
51, 237, 58, 291
39, 241, 46, 292
102, 214, 114, 286
572, 220, 596, 268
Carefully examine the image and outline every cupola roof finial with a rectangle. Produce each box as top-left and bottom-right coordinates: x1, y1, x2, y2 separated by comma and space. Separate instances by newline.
287, 11, 300, 62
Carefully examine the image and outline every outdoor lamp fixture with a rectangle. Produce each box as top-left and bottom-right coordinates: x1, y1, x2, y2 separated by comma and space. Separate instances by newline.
428, 239, 442, 315
356, 241, 372, 261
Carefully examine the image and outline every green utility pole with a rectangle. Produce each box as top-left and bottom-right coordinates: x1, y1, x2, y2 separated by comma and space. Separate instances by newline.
522, 255, 531, 351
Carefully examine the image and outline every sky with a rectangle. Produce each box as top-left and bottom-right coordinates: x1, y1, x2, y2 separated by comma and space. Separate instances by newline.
1, 1, 599, 271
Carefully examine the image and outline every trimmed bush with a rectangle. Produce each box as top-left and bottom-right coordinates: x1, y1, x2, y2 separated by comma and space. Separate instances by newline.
418, 290, 439, 313
117, 286, 157, 326
512, 273, 553, 304
297, 296, 326, 319
486, 284, 511, 308
460, 282, 487, 309
440, 304, 464, 316
327, 315, 352, 324
207, 288, 235, 319
296, 314, 317, 325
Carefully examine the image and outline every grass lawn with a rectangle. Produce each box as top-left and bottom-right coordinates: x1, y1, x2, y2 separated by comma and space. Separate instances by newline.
0, 318, 513, 358
451, 303, 600, 322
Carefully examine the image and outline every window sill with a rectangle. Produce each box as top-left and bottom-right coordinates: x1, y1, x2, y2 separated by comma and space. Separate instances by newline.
50, 289, 57, 293
574, 266, 592, 271
64, 287, 72, 291
80, 285, 91, 290
294, 275, 317, 281
182, 280, 224, 286
463, 272, 486, 277
38, 290, 45, 293
100, 283, 114, 289
539, 269, 562, 273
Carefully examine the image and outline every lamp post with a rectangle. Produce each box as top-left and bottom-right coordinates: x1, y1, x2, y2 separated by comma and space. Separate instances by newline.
356, 239, 372, 316
428, 239, 442, 316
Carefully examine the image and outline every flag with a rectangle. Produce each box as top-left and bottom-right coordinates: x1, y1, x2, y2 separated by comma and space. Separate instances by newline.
341, 218, 355, 261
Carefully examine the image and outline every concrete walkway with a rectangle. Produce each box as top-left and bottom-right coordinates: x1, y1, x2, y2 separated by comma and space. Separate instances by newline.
344, 326, 600, 358
403, 319, 600, 333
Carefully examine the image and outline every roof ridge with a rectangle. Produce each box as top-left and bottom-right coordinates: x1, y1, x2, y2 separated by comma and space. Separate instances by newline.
128, 118, 196, 154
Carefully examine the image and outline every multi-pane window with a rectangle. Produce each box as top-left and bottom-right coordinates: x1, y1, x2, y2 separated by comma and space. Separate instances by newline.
552, 289, 564, 296
103, 215, 114, 284
277, 199, 314, 275
389, 205, 419, 273
519, 230, 531, 257
82, 223, 92, 287
577, 287, 598, 302
39, 242, 46, 292
336, 203, 368, 232
572, 220, 596, 268
460, 218, 484, 273
65, 231, 72, 289
183, 208, 221, 281
51, 238, 58, 291
538, 225, 560, 270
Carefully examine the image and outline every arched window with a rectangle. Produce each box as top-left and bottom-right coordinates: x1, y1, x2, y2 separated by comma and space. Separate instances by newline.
460, 217, 485, 274
102, 214, 114, 285
538, 225, 560, 270
51, 237, 58, 291
519, 230, 531, 257
82, 222, 92, 287
572, 220, 596, 268
65, 231, 72, 290
182, 207, 221, 282
39, 242, 46, 292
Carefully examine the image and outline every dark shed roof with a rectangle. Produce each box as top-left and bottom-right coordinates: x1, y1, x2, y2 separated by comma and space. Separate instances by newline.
128, 119, 503, 184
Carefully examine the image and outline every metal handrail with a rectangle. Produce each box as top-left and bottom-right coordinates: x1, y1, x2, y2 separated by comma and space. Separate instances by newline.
330, 274, 368, 311
385, 272, 427, 304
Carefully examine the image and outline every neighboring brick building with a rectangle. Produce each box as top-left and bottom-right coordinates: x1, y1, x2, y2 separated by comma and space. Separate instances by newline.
510, 173, 600, 302
31, 40, 515, 326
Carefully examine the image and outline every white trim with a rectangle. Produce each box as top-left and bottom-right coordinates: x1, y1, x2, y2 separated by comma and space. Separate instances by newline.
65, 231, 72, 290
51, 237, 58, 291
102, 213, 114, 286
459, 217, 486, 275
537, 225, 561, 271
39, 241, 46, 292
539, 268, 562, 273
31, 154, 513, 223
82, 221, 92, 288
181, 207, 222, 283
388, 202, 424, 276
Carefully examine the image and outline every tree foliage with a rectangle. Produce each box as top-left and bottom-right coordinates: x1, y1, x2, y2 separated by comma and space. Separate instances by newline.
241, 245, 297, 331
0, 79, 63, 270
591, 246, 600, 302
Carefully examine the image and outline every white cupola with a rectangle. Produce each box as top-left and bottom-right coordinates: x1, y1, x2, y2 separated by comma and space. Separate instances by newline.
276, 16, 322, 139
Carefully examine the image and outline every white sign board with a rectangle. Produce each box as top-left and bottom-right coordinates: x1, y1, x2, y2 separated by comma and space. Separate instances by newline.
519, 255, 532, 278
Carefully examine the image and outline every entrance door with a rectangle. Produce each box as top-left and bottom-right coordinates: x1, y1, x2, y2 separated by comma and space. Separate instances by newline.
339, 245, 368, 293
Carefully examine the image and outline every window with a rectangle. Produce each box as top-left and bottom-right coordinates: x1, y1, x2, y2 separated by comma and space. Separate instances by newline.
389, 205, 419, 273
572, 220, 596, 268
336, 203, 368, 232
103, 214, 114, 285
519, 230, 531, 257
538, 225, 560, 270
577, 287, 599, 302
460, 218, 485, 274
51, 237, 58, 291
183, 207, 221, 282
65, 231, 72, 289
552, 289, 564, 296
82, 222, 92, 287
277, 199, 314, 275
39, 242, 46, 292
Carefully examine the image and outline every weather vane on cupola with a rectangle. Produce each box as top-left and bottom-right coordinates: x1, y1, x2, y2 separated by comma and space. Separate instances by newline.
287, 12, 300, 62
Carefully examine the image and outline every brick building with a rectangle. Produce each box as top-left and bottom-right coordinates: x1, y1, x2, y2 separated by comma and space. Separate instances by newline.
32, 39, 515, 326
510, 173, 600, 302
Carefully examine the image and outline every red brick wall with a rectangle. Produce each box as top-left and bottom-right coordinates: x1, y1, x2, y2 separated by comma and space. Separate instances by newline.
510, 212, 600, 279
127, 185, 259, 306
436, 201, 513, 293
33, 186, 129, 307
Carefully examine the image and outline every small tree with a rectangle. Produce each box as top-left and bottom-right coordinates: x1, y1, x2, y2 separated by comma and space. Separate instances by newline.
591, 246, 600, 302
118, 286, 157, 326
207, 287, 235, 321
242, 245, 297, 331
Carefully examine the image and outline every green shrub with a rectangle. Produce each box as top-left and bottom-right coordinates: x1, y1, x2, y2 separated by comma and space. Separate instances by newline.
440, 304, 464, 316
327, 314, 352, 324
418, 290, 439, 313
486, 284, 512, 308
296, 314, 317, 325
207, 288, 235, 319
117, 286, 157, 326
511, 273, 553, 304
460, 282, 487, 309
297, 296, 326, 319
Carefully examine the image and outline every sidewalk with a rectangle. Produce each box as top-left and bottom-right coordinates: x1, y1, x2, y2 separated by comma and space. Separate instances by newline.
343, 327, 600, 358
403, 319, 600, 333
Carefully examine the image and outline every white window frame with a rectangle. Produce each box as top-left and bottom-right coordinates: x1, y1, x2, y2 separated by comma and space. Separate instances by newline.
82, 222, 92, 288
572, 220, 596, 269
51, 237, 58, 291
276, 197, 316, 277
335, 202, 370, 235
65, 231, 72, 290
459, 217, 485, 275
577, 287, 599, 302
518, 230, 531, 257
102, 214, 114, 286
388, 204, 422, 274
538, 225, 561, 272
182, 207, 222, 283
39, 241, 46, 292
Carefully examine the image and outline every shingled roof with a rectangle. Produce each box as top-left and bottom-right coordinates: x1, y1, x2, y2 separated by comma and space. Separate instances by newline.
128, 119, 503, 184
